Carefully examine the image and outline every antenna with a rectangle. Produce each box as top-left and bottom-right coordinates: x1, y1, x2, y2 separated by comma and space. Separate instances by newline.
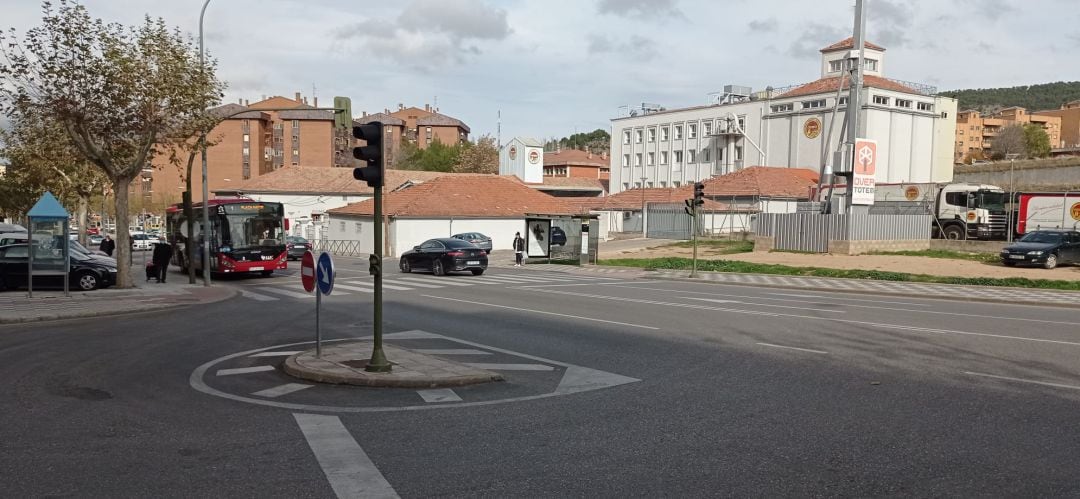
497, 109, 501, 148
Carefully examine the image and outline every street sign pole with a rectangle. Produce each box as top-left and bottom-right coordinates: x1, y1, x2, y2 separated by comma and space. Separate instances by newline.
300, 251, 318, 356
367, 184, 391, 372
315, 287, 322, 358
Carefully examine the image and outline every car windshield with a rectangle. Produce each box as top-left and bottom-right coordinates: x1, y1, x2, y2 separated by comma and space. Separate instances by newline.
1019, 232, 1062, 244
287, 236, 308, 243
978, 191, 1006, 211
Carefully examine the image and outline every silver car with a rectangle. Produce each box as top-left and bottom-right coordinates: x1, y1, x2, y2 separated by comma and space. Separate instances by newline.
451, 232, 492, 252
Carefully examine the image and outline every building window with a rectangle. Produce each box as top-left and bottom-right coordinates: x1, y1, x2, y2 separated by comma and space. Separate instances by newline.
674, 125, 683, 140
802, 99, 826, 109
242, 120, 250, 133
634, 153, 642, 167
917, 102, 934, 112
242, 162, 250, 179
242, 147, 250, 156
735, 146, 743, 161
864, 59, 878, 71
339, 221, 345, 232
703, 121, 712, 136
647, 128, 656, 142
646, 181, 653, 188
425, 127, 432, 140
292, 120, 299, 128
829, 59, 844, 72
660, 181, 667, 188
355, 222, 362, 234
688, 124, 697, 139
623, 130, 631, 144
674, 150, 683, 163
660, 151, 668, 164
839, 97, 848, 106
771, 103, 794, 112
941, 111, 949, 119
958, 141, 963, 146
243, 134, 250, 142
635, 130, 643, 143
737, 116, 745, 130
660, 127, 669, 141
673, 181, 680, 187
624, 183, 631, 190
896, 99, 912, 109
647, 152, 655, 166
873, 95, 890, 105
687, 149, 696, 163
622, 154, 630, 167
702, 147, 710, 162
958, 130, 964, 136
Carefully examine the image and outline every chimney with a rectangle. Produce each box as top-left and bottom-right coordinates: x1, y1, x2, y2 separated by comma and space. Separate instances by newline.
362, 111, 367, 117
314, 97, 318, 107
238, 98, 242, 104
303, 96, 308, 104
244, 99, 249, 106
587, 151, 592, 159
425, 103, 431, 112
295, 92, 302, 102
398, 103, 404, 111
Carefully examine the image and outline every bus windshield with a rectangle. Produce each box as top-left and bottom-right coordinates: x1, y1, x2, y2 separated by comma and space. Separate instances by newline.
978, 191, 1006, 211
222, 214, 284, 250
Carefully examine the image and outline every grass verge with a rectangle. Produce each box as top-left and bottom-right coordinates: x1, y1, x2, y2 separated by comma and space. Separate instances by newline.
662, 240, 754, 254
866, 249, 999, 263
598, 256, 1080, 291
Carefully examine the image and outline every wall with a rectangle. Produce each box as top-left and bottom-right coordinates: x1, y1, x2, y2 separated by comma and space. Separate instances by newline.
954, 157, 1080, 190
828, 239, 929, 255
392, 218, 527, 257
298, 121, 334, 167
327, 214, 375, 253
930, 239, 1007, 254
701, 212, 753, 234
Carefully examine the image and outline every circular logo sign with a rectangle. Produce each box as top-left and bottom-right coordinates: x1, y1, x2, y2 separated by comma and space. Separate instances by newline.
967, 212, 977, 222
508, 145, 517, 160
803, 118, 822, 139
904, 186, 920, 201
528, 150, 540, 164
1071, 202, 1080, 221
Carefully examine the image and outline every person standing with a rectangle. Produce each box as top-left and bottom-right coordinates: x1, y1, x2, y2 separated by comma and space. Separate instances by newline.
513, 232, 525, 267
151, 242, 173, 283
99, 234, 115, 257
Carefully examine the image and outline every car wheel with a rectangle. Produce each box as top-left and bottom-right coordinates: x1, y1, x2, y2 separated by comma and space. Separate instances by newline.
1043, 253, 1058, 270
1002, 260, 1016, 267
471, 269, 484, 276
261, 270, 273, 277
400, 258, 411, 273
432, 259, 445, 276
943, 225, 965, 240
76, 271, 100, 291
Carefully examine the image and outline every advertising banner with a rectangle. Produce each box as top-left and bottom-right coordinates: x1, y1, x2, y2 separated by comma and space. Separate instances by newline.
526, 219, 550, 257
852, 138, 877, 206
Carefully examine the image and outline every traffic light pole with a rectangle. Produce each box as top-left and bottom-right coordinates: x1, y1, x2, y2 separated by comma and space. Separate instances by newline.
366, 184, 391, 372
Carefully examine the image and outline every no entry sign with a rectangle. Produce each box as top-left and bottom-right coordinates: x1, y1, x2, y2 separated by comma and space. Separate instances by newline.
300, 250, 315, 293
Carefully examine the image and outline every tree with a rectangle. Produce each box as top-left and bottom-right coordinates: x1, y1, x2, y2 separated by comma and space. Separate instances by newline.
990, 124, 1026, 160
0, 1, 225, 288
453, 135, 499, 174
395, 138, 460, 172
1022, 124, 1052, 158
544, 129, 610, 154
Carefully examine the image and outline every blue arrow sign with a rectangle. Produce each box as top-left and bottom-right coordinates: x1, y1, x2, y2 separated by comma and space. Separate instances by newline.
316, 252, 335, 296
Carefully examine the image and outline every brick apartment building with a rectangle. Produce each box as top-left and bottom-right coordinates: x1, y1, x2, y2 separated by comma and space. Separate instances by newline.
353, 104, 470, 165
542, 149, 611, 180
1038, 100, 1080, 149
955, 107, 1062, 163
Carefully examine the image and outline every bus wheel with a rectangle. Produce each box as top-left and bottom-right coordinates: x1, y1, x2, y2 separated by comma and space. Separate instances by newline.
261, 270, 273, 277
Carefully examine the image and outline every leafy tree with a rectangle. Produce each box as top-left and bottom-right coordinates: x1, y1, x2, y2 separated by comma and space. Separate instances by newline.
395, 138, 460, 172
990, 124, 1026, 160
0, 1, 225, 287
1022, 124, 1051, 158
544, 129, 610, 154
941, 81, 1080, 113
453, 135, 499, 174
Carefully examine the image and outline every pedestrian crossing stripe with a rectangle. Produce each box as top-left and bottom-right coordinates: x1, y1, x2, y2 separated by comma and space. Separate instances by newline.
395, 276, 473, 287
258, 287, 316, 299
340, 280, 410, 291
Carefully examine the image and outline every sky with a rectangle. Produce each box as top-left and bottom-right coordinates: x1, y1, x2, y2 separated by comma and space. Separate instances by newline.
3, 0, 1079, 143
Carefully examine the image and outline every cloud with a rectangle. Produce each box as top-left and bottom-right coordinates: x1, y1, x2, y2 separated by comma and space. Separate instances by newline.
867, 0, 913, 48
597, 0, 682, 20
959, 0, 1015, 21
332, 0, 510, 69
586, 34, 614, 54
586, 34, 659, 60
748, 18, 778, 32
787, 22, 848, 59
1068, 32, 1080, 47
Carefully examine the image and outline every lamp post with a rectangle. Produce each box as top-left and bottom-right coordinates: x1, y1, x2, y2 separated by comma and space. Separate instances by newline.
199, 0, 212, 286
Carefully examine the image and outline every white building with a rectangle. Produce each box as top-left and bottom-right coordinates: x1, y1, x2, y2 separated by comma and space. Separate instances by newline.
610, 37, 958, 195
499, 137, 544, 183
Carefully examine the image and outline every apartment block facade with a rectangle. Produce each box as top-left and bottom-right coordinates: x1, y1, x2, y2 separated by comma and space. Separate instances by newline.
354, 104, 470, 166
1038, 100, 1080, 149
543, 149, 611, 180
955, 107, 1063, 162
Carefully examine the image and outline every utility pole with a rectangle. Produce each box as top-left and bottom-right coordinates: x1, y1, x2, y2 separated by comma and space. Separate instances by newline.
842, 0, 867, 214
199, 0, 212, 287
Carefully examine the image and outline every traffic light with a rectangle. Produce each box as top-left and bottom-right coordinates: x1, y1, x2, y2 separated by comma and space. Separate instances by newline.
693, 182, 705, 207
353, 122, 384, 188
684, 198, 694, 216
369, 254, 381, 276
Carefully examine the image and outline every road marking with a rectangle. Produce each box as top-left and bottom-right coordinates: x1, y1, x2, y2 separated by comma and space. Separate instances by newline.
331, 283, 375, 294
683, 297, 846, 314
259, 287, 315, 299
293, 414, 399, 499
252, 383, 313, 398
964, 371, 1080, 391
422, 295, 659, 330
250, 351, 303, 357
412, 348, 491, 355
397, 276, 473, 287
479, 275, 559, 283
341, 280, 410, 291
216, 365, 276, 376
381, 279, 444, 289
417, 389, 462, 403
756, 342, 829, 354
239, 289, 278, 301
464, 363, 555, 371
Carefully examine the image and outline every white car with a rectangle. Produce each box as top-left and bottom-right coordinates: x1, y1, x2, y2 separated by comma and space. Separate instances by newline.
131, 233, 155, 251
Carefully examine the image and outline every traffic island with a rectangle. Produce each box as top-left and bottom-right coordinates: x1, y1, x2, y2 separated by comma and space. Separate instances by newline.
283, 341, 505, 388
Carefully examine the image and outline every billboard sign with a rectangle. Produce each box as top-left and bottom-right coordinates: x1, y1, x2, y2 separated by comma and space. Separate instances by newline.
852, 138, 877, 206
525, 218, 550, 257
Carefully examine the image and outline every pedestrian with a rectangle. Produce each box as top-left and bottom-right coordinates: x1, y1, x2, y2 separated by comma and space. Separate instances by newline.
513, 231, 525, 267
99, 234, 115, 257
151, 242, 174, 283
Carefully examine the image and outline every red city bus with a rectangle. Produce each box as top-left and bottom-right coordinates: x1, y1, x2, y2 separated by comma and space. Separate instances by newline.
166, 198, 288, 276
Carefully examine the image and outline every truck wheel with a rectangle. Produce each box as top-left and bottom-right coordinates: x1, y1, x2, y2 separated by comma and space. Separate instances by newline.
1043, 253, 1058, 270
943, 225, 965, 240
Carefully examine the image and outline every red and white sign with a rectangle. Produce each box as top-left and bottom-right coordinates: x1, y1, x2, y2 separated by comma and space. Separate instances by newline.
528, 150, 540, 164
852, 138, 877, 206
300, 250, 315, 293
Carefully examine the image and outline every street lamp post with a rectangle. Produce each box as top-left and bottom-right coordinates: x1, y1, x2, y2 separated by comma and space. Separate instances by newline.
199, 0, 212, 287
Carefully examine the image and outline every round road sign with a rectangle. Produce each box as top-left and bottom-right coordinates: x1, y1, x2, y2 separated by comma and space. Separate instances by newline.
316, 252, 335, 295
300, 251, 315, 293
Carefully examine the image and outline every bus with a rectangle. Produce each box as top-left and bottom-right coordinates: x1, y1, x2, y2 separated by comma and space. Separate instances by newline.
166, 198, 288, 276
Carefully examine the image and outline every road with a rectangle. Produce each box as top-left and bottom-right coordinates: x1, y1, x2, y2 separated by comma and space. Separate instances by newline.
2, 256, 1080, 496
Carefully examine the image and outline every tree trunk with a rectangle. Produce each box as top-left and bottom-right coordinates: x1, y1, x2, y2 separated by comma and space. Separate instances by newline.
185, 147, 198, 284
112, 178, 134, 288
76, 194, 90, 247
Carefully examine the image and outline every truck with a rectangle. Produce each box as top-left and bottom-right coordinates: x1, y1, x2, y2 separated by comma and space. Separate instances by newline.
820, 182, 1009, 240
1015, 192, 1080, 235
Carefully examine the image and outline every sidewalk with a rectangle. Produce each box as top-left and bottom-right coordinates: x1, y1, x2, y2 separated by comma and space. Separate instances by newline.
0, 264, 237, 324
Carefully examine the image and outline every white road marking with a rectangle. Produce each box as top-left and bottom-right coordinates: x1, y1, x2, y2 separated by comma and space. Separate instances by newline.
417, 388, 462, 403
259, 287, 315, 299
480, 275, 560, 283
340, 280, 410, 291
398, 276, 473, 287
330, 283, 375, 294
756, 342, 829, 354
252, 383, 313, 398
422, 295, 659, 330
293, 414, 399, 499
249, 351, 302, 357
412, 348, 492, 355
464, 363, 555, 371
239, 289, 278, 301
683, 296, 846, 314
964, 371, 1080, 391
381, 279, 444, 289
216, 365, 276, 376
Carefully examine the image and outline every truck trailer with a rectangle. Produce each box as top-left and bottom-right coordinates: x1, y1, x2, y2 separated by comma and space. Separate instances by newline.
1016, 192, 1080, 235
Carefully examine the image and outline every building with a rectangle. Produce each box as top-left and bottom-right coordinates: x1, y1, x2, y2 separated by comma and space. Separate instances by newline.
543, 149, 611, 180
326, 175, 573, 257
499, 137, 544, 183
955, 107, 1063, 163
149, 92, 340, 205
609, 37, 957, 195
527, 177, 608, 197
1038, 100, 1080, 149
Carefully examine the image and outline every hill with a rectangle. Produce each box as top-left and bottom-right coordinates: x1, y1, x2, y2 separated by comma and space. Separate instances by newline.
940, 81, 1080, 113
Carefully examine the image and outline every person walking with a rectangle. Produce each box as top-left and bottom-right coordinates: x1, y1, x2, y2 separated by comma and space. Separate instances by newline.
151, 242, 174, 283
513, 232, 525, 267
99, 234, 115, 257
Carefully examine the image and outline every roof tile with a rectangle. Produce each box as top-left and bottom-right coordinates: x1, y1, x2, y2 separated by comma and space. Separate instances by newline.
214, 166, 446, 195
820, 37, 885, 52
328, 175, 576, 217
779, 74, 918, 99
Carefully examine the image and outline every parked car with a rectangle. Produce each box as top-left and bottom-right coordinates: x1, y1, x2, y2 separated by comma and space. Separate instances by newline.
0, 233, 112, 260
550, 226, 567, 246
0, 222, 26, 233
399, 238, 488, 276
451, 232, 492, 252
286, 236, 312, 260
89, 234, 104, 246
132, 233, 155, 251
1000, 230, 1080, 269
0, 243, 116, 291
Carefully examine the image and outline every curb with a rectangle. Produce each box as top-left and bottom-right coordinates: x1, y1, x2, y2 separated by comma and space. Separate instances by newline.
0, 287, 239, 325
283, 348, 505, 389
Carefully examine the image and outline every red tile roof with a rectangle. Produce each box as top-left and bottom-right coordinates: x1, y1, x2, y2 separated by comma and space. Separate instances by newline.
528, 177, 607, 193
543, 149, 610, 168
780, 74, 918, 99
821, 37, 885, 53
214, 166, 446, 195
328, 175, 577, 218
700, 166, 817, 198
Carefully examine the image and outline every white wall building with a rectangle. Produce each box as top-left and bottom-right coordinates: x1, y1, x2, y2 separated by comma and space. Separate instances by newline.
499, 137, 544, 183
609, 37, 957, 195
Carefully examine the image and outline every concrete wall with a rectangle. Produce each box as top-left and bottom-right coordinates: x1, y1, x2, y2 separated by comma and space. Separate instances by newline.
930, 239, 1007, 254
751, 235, 774, 252
954, 158, 1080, 190
828, 239, 930, 255
327, 215, 375, 253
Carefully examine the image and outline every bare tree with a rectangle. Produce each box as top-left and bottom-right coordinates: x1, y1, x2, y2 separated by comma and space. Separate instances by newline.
990, 124, 1027, 160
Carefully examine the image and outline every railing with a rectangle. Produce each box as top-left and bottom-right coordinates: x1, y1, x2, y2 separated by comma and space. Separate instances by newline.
311, 239, 368, 257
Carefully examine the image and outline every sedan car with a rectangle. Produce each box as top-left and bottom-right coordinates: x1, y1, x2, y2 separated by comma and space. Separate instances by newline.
132, 233, 155, 251
286, 236, 311, 260
0, 243, 116, 291
89, 234, 105, 246
400, 238, 488, 276
550, 226, 567, 246
1000, 230, 1080, 269
451, 232, 492, 252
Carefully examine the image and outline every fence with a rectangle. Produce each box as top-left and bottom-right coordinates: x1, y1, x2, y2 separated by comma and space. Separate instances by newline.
646, 203, 692, 240
311, 239, 368, 257
755, 213, 931, 252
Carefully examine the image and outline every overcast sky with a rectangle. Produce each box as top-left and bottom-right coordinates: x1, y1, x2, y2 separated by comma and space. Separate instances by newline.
4, 0, 1079, 143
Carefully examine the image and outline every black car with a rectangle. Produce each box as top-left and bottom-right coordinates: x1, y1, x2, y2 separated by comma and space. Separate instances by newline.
399, 238, 488, 276
0, 243, 117, 291
550, 226, 567, 246
451, 232, 493, 252
1000, 230, 1080, 269
286, 236, 311, 260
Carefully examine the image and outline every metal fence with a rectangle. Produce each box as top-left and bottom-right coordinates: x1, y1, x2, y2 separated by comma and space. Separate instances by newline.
755, 213, 932, 252
311, 239, 368, 257
647, 203, 692, 240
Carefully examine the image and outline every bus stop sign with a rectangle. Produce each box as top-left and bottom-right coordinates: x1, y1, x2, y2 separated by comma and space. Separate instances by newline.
316, 252, 335, 296
300, 251, 316, 293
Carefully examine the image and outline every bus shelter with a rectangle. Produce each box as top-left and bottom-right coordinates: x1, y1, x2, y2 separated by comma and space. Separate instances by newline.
26, 192, 71, 297
524, 214, 600, 265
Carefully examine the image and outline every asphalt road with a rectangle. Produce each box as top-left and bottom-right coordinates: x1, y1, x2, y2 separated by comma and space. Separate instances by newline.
3, 259, 1080, 497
